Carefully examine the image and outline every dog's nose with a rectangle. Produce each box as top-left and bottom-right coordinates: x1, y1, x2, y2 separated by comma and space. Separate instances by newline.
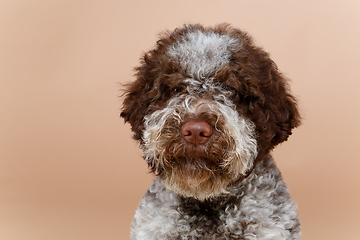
182, 120, 212, 145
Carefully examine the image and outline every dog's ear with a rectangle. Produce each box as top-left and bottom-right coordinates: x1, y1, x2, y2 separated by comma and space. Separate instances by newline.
228, 47, 301, 150
120, 80, 146, 141
121, 35, 178, 141
263, 62, 301, 146
120, 60, 155, 141
249, 55, 301, 148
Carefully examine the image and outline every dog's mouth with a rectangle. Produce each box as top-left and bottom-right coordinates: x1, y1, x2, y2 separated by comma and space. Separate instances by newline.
162, 150, 231, 200
168, 137, 226, 171
149, 122, 239, 200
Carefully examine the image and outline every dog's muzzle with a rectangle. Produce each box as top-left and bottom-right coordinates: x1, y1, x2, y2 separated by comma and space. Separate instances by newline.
141, 92, 258, 199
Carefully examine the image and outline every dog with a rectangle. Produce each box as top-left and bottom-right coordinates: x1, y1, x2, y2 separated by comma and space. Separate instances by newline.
121, 24, 301, 239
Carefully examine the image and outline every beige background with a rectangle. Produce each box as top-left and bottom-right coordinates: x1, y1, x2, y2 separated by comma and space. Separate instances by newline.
1, 0, 359, 239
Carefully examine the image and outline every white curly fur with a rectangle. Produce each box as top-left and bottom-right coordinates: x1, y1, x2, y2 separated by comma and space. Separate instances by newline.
167, 30, 241, 79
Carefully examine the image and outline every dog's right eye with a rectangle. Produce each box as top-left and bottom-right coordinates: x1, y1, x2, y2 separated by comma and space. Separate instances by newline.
222, 85, 237, 99
173, 87, 183, 95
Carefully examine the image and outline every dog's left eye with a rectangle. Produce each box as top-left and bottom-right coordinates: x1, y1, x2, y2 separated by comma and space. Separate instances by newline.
223, 86, 237, 99
173, 87, 182, 94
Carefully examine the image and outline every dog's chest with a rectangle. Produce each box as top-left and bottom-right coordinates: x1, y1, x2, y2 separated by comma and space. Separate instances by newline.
176, 196, 244, 238
134, 179, 248, 239
131, 157, 301, 240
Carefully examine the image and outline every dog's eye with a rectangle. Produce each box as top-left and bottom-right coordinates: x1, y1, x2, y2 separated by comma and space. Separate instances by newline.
173, 87, 183, 94
230, 90, 238, 100
223, 86, 237, 99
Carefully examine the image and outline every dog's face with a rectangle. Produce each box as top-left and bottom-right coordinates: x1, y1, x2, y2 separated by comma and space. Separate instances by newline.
121, 24, 300, 200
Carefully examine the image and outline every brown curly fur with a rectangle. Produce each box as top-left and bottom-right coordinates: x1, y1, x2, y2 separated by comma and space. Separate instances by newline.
121, 23, 301, 181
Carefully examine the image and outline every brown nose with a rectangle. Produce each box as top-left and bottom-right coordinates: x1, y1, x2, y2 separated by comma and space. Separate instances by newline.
182, 120, 212, 145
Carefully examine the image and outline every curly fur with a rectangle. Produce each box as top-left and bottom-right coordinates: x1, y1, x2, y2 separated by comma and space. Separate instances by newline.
142, 90, 258, 200
121, 23, 301, 239
131, 156, 300, 239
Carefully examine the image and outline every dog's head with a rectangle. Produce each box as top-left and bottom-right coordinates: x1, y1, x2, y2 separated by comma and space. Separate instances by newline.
121, 24, 300, 200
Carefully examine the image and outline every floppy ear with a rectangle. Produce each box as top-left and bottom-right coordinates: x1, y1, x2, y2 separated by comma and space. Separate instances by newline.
249, 57, 301, 150
229, 46, 301, 153
121, 45, 172, 141
264, 63, 301, 146
120, 60, 154, 141
120, 83, 145, 141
